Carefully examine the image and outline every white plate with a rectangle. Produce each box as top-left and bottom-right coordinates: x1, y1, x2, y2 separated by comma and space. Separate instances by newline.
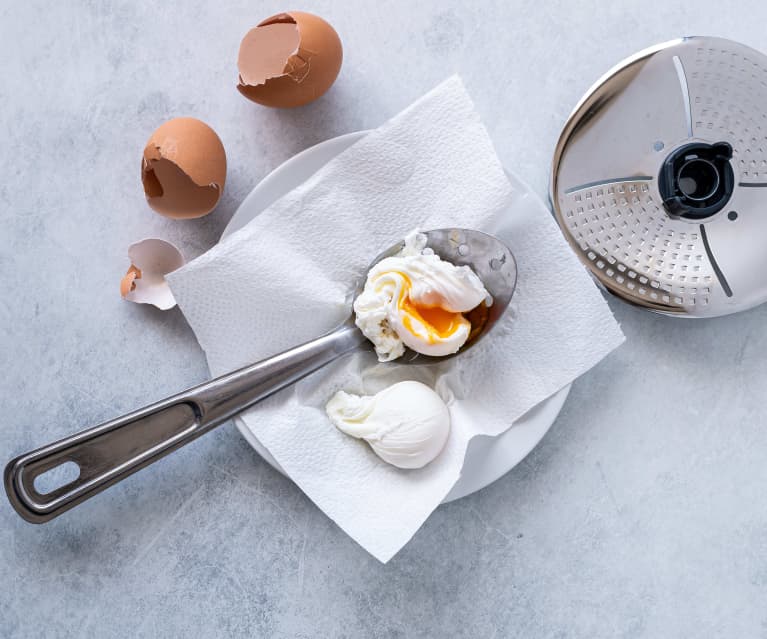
220, 131, 570, 502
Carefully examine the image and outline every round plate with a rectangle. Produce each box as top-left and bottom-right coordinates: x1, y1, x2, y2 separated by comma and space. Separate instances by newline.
221, 131, 570, 502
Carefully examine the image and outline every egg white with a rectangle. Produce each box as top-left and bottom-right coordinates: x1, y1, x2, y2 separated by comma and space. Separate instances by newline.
326, 381, 450, 469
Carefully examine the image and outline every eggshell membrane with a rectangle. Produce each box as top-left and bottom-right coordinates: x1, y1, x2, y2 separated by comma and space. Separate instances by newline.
121, 238, 185, 310
142, 117, 227, 219
237, 12, 343, 108
238, 21, 300, 87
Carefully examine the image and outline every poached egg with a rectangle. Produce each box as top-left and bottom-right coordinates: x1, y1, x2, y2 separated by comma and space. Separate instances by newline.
354, 232, 490, 361
326, 381, 450, 469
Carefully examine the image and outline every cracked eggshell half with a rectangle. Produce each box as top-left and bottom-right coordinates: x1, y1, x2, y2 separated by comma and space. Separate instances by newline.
141, 117, 226, 219
237, 12, 342, 108
120, 238, 185, 310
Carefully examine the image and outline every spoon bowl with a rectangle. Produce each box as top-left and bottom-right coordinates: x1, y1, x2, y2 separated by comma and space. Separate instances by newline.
5, 228, 517, 523
357, 228, 517, 364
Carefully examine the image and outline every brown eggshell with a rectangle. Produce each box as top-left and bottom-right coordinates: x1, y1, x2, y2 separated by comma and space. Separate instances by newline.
120, 239, 185, 310
237, 12, 343, 108
120, 265, 142, 297
141, 117, 227, 219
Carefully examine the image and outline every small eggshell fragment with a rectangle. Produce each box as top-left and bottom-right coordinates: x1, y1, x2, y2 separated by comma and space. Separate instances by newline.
141, 117, 226, 219
120, 265, 142, 297
237, 12, 343, 108
120, 239, 185, 310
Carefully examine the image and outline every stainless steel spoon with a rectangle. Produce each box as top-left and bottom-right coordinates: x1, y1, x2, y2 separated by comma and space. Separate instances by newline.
5, 228, 517, 523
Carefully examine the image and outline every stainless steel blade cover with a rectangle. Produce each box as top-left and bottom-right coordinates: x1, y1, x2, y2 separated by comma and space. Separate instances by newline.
551, 36, 767, 317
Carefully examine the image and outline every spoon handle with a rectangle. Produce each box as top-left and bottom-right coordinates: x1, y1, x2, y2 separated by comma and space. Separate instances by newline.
5, 322, 365, 524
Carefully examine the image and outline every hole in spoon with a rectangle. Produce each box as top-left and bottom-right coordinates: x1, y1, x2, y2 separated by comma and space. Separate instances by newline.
457, 244, 470, 256
33, 461, 80, 494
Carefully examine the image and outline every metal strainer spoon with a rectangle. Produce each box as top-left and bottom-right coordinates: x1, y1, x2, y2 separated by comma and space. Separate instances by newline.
5, 228, 517, 523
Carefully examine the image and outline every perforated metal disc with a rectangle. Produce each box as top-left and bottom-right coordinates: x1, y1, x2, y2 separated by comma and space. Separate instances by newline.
551, 36, 767, 317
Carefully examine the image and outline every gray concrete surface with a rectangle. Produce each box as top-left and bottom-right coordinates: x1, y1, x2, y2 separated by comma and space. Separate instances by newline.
2, 1, 767, 637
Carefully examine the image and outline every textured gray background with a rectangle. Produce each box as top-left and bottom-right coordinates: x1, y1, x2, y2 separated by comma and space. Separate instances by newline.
2, 1, 767, 637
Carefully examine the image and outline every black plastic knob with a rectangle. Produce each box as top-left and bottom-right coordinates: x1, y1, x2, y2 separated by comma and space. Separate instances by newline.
658, 142, 734, 220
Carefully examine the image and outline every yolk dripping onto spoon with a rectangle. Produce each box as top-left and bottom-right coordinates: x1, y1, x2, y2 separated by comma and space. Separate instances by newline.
395, 272, 470, 344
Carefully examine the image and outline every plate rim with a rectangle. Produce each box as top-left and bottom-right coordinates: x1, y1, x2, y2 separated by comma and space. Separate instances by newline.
219, 131, 571, 502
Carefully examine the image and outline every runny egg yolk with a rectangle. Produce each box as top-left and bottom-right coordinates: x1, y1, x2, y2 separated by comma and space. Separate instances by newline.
395, 273, 469, 344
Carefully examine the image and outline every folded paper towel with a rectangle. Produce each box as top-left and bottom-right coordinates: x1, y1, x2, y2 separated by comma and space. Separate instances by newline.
168, 76, 624, 562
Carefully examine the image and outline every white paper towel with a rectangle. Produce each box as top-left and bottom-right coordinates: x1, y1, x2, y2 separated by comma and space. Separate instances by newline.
168, 76, 625, 562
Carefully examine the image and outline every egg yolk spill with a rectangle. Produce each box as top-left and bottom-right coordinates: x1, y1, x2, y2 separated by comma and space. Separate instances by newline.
395, 273, 470, 344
